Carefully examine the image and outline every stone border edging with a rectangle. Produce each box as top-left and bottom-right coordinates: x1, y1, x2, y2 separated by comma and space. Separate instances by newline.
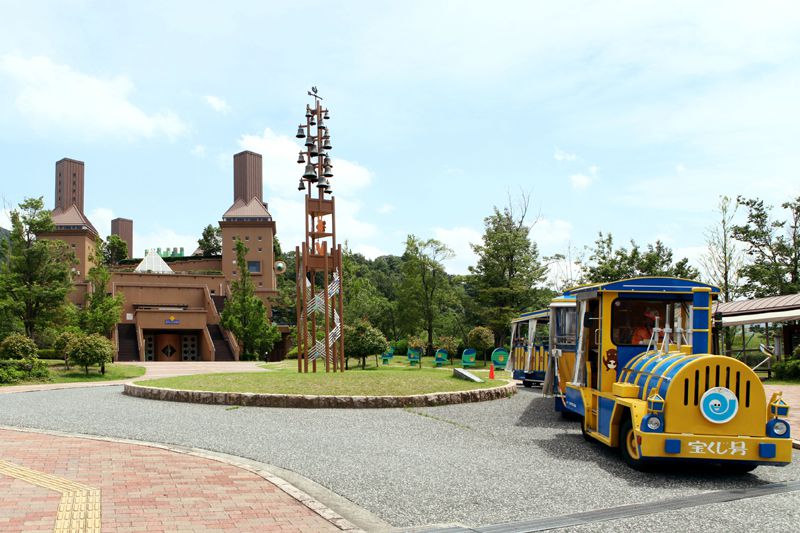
0, 425, 370, 532
123, 380, 516, 408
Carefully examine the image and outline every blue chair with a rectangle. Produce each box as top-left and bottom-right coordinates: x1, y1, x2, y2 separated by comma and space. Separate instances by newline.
491, 348, 509, 370
382, 346, 395, 365
407, 348, 421, 366
461, 348, 477, 368
434, 349, 448, 367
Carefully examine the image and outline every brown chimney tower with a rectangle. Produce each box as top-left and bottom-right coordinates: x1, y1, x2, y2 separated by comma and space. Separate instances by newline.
55, 158, 85, 213
233, 150, 263, 203
111, 218, 134, 258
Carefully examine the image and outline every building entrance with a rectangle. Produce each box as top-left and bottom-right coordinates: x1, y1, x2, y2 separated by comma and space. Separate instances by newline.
143, 332, 200, 361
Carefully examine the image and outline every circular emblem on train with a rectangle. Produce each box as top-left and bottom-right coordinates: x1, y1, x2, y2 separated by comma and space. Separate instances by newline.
700, 387, 738, 424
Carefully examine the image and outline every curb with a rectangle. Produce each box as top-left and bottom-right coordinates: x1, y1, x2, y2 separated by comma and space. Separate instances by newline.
123, 381, 517, 408
0, 425, 374, 532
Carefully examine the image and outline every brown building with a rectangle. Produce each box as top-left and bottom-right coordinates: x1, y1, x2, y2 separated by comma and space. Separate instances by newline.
39, 151, 289, 363
111, 217, 133, 259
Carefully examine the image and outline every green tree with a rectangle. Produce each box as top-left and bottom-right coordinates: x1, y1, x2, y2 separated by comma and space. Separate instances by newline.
398, 236, 453, 356
99, 234, 128, 265
467, 326, 495, 367
342, 248, 389, 328
221, 239, 281, 360
469, 198, 548, 345
343, 319, 389, 369
197, 224, 222, 256
582, 232, 699, 283
0, 197, 76, 339
733, 196, 800, 297
80, 246, 125, 373
65, 333, 113, 375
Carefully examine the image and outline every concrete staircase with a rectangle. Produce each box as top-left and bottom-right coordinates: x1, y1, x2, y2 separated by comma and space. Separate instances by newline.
208, 325, 234, 361
117, 324, 139, 361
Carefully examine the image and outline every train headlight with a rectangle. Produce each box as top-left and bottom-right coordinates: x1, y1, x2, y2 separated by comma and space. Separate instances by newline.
646, 416, 662, 431
773, 420, 789, 436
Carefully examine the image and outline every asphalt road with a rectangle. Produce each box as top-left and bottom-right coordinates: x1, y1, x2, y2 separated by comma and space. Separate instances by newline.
0, 385, 797, 531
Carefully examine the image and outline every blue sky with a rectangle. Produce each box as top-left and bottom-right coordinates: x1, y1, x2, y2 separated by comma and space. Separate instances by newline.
1, 1, 798, 280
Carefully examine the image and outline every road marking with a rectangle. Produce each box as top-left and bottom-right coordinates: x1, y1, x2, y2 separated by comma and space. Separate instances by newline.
0, 459, 101, 533
414, 480, 800, 533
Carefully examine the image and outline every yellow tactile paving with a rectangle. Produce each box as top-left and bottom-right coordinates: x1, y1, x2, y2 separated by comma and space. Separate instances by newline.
0, 459, 101, 533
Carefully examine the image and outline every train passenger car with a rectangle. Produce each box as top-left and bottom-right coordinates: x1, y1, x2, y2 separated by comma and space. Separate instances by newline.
556, 277, 792, 471
510, 309, 550, 387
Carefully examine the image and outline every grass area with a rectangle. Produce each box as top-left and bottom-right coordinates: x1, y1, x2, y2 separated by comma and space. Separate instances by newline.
138, 358, 510, 396
2, 361, 146, 387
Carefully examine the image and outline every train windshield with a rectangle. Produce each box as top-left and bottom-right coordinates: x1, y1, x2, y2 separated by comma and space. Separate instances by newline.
554, 307, 577, 346
611, 298, 690, 346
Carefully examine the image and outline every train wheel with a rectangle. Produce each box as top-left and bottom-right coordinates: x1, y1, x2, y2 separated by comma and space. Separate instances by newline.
619, 417, 649, 470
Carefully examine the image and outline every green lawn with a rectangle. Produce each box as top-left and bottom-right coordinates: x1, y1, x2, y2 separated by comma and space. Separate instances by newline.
2, 361, 146, 387
137, 361, 510, 396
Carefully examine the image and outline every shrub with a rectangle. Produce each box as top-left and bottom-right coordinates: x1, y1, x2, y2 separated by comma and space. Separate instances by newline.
286, 346, 299, 359
407, 335, 426, 351
773, 358, 800, 381
436, 335, 458, 358
0, 358, 49, 384
392, 338, 408, 356
54, 330, 81, 367
37, 348, 57, 359
0, 334, 38, 360
65, 333, 113, 375
343, 320, 389, 368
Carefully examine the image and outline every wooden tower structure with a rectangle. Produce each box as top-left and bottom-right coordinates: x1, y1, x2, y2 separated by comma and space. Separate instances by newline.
294, 88, 345, 373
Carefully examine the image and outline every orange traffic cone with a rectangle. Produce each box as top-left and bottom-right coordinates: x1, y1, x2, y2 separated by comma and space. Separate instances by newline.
489, 363, 495, 380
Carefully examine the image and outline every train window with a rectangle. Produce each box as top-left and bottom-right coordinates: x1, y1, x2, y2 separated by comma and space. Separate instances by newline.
554, 308, 576, 345
612, 299, 674, 346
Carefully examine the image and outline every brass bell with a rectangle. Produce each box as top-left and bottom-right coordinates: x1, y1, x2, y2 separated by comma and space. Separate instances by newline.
297, 152, 305, 164
305, 106, 312, 118
304, 135, 315, 147
295, 126, 305, 139
297, 179, 306, 191
316, 176, 329, 189
322, 136, 332, 150
303, 164, 317, 180
317, 118, 325, 130
323, 156, 331, 166
309, 142, 319, 157
323, 110, 330, 120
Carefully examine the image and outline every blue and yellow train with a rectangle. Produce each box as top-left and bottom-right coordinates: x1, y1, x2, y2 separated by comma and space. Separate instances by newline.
514, 277, 792, 471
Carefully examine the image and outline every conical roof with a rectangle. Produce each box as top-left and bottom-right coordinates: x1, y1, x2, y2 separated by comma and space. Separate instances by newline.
134, 249, 174, 274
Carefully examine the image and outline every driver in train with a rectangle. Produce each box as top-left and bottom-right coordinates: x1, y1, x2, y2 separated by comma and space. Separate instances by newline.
631, 308, 660, 345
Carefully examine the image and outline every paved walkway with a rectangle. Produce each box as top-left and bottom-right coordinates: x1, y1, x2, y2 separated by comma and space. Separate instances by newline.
764, 384, 800, 444
0, 362, 267, 395
0, 428, 342, 533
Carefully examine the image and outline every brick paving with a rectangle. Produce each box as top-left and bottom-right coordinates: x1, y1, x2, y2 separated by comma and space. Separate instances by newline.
0, 429, 339, 533
764, 383, 800, 445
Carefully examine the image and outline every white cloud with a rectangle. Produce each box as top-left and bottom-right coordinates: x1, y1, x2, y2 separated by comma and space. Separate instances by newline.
0, 54, 186, 141
433, 226, 482, 275
352, 244, 388, 259
530, 218, 572, 253
554, 148, 577, 162
191, 144, 207, 157
204, 94, 230, 114
569, 165, 598, 191
376, 203, 395, 214
87, 207, 115, 238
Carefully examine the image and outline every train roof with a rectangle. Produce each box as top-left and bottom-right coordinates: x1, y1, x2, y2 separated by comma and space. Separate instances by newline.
512, 308, 550, 323
563, 276, 719, 298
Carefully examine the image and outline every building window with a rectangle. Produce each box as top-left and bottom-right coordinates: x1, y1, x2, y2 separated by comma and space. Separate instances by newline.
245, 235, 249, 241
258, 282, 263, 287
247, 260, 261, 273
258, 236, 262, 241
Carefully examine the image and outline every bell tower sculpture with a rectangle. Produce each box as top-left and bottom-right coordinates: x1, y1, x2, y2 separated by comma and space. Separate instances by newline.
294, 87, 345, 373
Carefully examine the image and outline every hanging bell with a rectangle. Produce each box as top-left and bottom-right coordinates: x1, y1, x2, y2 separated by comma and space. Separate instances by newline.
317, 118, 325, 130
297, 179, 306, 191
304, 135, 315, 147
305, 106, 312, 118
302, 164, 317, 180
323, 156, 331, 166
297, 152, 305, 164
310, 117, 316, 126
323, 109, 330, 120
295, 126, 305, 139
309, 142, 319, 157
322, 136, 332, 150
316, 176, 329, 189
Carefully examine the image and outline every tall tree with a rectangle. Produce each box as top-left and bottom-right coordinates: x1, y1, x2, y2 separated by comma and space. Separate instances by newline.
700, 196, 744, 302
469, 197, 548, 345
582, 232, 699, 283
197, 224, 222, 256
0, 197, 76, 339
398, 236, 453, 356
81, 244, 125, 372
100, 234, 128, 265
732, 196, 800, 297
221, 239, 281, 360
342, 248, 390, 329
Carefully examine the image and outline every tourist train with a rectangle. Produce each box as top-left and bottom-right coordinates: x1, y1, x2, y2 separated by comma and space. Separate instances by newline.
510, 277, 792, 471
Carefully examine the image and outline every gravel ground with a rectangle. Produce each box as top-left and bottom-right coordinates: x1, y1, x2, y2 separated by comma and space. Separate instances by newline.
0, 386, 797, 531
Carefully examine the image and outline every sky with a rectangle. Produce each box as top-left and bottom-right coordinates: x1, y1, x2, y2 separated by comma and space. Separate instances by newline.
1, 1, 798, 278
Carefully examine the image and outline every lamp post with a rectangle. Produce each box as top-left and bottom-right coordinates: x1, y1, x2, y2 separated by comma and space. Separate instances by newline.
294, 87, 345, 373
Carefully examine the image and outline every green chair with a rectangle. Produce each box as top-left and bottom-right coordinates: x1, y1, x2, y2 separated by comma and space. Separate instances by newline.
491, 348, 509, 370
434, 349, 448, 367
381, 346, 395, 365
461, 348, 476, 368
407, 348, 421, 366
